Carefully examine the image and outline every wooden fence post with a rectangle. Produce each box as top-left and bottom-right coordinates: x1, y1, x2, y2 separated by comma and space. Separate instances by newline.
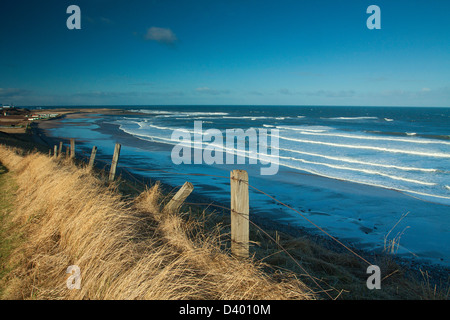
109, 143, 121, 182
70, 138, 75, 159
230, 170, 249, 259
53, 145, 58, 158
58, 141, 63, 157
88, 146, 97, 170
163, 182, 194, 213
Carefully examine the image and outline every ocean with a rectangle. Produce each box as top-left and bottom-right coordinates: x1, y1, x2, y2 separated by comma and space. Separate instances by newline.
40, 105, 450, 266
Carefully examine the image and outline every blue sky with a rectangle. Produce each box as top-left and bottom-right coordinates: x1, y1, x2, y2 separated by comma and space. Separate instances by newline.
0, 0, 449, 107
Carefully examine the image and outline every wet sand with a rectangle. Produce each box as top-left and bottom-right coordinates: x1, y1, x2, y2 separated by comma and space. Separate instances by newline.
1, 107, 449, 289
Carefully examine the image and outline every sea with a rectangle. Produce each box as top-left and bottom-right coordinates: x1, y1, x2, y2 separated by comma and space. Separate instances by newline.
39, 105, 450, 266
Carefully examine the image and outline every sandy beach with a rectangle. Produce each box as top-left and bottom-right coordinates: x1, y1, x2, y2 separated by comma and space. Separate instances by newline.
8, 107, 442, 287
1, 106, 449, 300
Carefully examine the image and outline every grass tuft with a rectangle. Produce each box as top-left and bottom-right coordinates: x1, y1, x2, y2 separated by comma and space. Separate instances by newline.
0, 145, 313, 300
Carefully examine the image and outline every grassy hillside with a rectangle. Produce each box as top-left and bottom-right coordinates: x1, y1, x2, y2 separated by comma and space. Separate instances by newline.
0, 162, 20, 297
0, 145, 313, 300
0, 141, 448, 300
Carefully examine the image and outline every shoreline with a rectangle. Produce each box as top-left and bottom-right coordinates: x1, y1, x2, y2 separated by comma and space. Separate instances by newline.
2, 108, 449, 291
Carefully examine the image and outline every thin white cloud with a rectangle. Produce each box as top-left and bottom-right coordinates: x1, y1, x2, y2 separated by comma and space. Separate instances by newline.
84, 16, 114, 25
305, 90, 356, 98
278, 89, 356, 98
247, 90, 264, 96
99, 17, 113, 24
145, 27, 177, 45
365, 76, 388, 82
279, 88, 295, 95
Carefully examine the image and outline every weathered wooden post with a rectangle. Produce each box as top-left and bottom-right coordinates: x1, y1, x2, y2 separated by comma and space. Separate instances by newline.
163, 182, 194, 213
88, 146, 97, 170
230, 170, 249, 259
53, 145, 58, 158
70, 138, 75, 159
109, 143, 121, 182
58, 141, 63, 157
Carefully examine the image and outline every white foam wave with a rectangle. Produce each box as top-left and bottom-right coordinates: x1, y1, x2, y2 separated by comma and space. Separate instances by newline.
183, 112, 229, 116
223, 116, 270, 120
291, 130, 450, 146
277, 125, 330, 133
118, 124, 449, 204
131, 109, 229, 117
277, 162, 450, 204
327, 116, 378, 120
279, 136, 450, 158
275, 147, 437, 172
130, 110, 170, 114
139, 123, 181, 131
277, 155, 436, 186
118, 126, 177, 145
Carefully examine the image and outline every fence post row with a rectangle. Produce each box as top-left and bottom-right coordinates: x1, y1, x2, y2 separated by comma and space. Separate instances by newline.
230, 169, 250, 259
109, 143, 121, 182
52, 140, 250, 260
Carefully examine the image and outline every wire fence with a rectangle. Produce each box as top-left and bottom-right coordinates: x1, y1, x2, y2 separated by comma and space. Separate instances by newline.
52, 140, 383, 299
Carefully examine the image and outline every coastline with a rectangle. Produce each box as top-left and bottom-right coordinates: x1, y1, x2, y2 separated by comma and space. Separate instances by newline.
1, 108, 449, 293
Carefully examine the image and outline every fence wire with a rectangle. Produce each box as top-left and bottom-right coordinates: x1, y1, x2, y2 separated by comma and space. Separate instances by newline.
56, 143, 382, 299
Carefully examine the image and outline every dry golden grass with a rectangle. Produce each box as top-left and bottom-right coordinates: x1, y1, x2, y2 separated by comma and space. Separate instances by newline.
0, 145, 314, 300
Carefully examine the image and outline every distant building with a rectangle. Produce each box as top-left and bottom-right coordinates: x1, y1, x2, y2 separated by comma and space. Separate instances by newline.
27, 113, 60, 121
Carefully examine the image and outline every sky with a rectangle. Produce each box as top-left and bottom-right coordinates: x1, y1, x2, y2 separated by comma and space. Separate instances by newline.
0, 0, 449, 107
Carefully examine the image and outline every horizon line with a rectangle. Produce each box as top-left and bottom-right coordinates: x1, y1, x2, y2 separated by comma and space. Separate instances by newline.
11, 104, 450, 109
